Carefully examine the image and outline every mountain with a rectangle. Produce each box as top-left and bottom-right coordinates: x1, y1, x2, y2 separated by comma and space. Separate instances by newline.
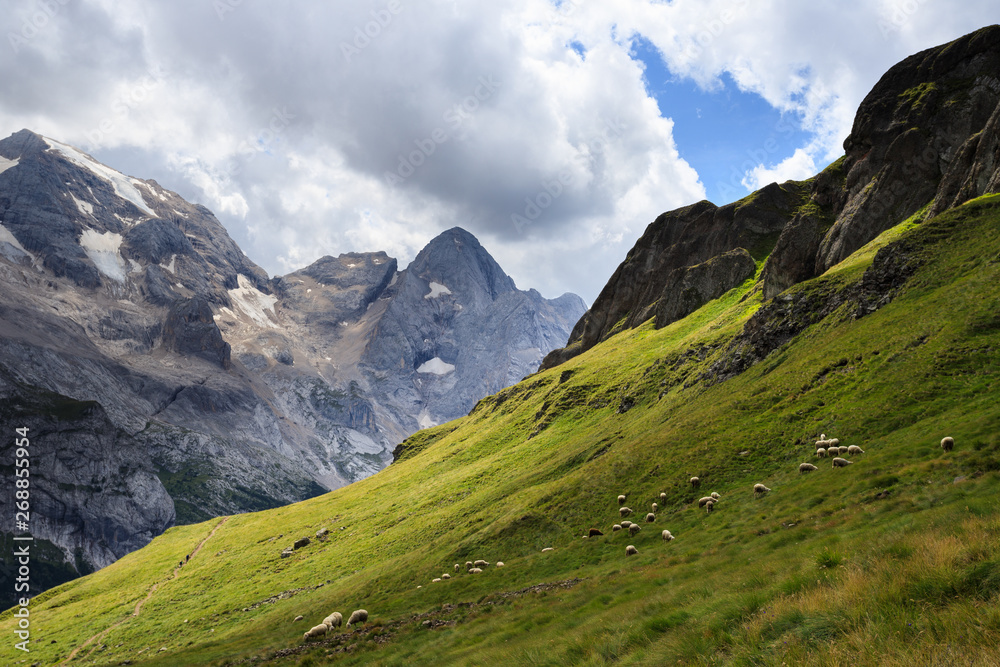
542, 25, 1000, 370
0, 132, 585, 602
5, 26, 999, 666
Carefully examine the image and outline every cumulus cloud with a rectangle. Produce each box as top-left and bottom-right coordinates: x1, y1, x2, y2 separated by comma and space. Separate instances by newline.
0, 0, 993, 301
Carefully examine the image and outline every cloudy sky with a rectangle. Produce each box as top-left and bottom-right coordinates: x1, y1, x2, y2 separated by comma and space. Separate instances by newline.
1, 1, 995, 303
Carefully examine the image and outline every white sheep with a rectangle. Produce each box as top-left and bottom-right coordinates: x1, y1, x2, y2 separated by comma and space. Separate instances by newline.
832, 457, 852, 468
618, 494, 627, 505
612, 524, 622, 532
651, 502, 658, 512
659, 492, 667, 502
474, 559, 489, 568
941, 436, 954, 452
626, 545, 638, 556
442, 574, 451, 580
620, 506, 633, 518
816, 448, 827, 458
829, 446, 842, 456
323, 612, 342, 629
432, 578, 442, 583
629, 523, 641, 536
454, 563, 460, 572
496, 562, 504, 567
705, 500, 715, 513
303, 624, 329, 640
469, 567, 483, 573
847, 445, 865, 456
621, 520, 632, 528
829, 438, 840, 447
465, 561, 473, 570
753, 483, 770, 497
820, 433, 827, 440
710, 492, 720, 500
645, 513, 656, 523
541, 547, 554, 552
799, 462, 818, 473
346, 609, 368, 627
690, 477, 700, 489
815, 439, 829, 448
697, 496, 714, 507
662, 530, 674, 542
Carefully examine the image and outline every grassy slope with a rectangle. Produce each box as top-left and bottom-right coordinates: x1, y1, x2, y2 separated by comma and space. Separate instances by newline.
4, 195, 1000, 666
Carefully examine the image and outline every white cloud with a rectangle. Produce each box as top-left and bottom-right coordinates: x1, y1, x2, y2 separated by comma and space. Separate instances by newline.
741, 148, 818, 191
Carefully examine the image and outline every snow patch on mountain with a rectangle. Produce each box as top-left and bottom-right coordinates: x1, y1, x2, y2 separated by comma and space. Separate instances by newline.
416, 357, 455, 375
72, 194, 94, 217
0, 156, 19, 175
0, 224, 35, 263
424, 281, 452, 299
43, 137, 155, 217
228, 274, 278, 328
79, 229, 126, 282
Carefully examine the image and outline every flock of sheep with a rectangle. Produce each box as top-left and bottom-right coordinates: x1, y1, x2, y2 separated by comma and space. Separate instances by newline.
302, 609, 368, 641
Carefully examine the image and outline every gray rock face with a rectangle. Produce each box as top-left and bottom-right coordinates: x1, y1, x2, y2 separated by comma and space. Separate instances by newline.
654, 248, 757, 328
0, 131, 583, 596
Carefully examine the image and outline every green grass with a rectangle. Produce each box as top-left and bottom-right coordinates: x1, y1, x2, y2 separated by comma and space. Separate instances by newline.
4, 195, 1000, 666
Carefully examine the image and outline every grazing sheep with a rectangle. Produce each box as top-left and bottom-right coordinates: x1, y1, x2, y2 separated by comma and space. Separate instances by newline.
442, 574, 451, 580
629, 523, 641, 536
645, 513, 656, 523
541, 547, 554, 552
820, 433, 827, 440
612, 524, 622, 532
941, 437, 955, 452
832, 457, 852, 468
690, 477, 700, 489
621, 520, 632, 528
816, 448, 827, 458
474, 559, 489, 568
815, 439, 828, 448
626, 545, 638, 556
710, 492, 720, 500
652, 502, 658, 512
323, 612, 343, 629
346, 609, 368, 628
753, 483, 771, 497
660, 492, 667, 502
588, 528, 604, 537
469, 567, 483, 573
496, 562, 504, 567
618, 494, 627, 505
847, 445, 865, 456
432, 578, 442, 583
662, 530, 674, 542
619, 506, 633, 518
465, 561, 473, 570
829, 438, 840, 447
303, 624, 329, 640
294, 615, 304, 622
705, 500, 715, 513
697, 496, 714, 507
799, 462, 818, 473
454, 563, 460, 572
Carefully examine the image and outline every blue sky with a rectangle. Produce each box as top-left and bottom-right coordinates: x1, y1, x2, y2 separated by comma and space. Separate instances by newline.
629, 35, 815, 205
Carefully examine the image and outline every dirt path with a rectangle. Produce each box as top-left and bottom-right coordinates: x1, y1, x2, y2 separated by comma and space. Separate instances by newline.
59, 516, 229, 665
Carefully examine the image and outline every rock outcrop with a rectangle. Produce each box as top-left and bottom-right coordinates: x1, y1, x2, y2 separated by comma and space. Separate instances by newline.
544, 25, 1000, 369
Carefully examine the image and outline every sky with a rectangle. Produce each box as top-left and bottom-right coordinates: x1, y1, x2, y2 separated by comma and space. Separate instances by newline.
1, 1, 996, 304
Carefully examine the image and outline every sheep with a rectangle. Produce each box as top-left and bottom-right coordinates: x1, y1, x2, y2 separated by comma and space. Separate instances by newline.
454, 563, 460, 572
619, 506, 633, 518
652, 502, 659, 512
815, 439, 829, 448
710, 492, 720, 500
847, 445, 865, 456
469, 567, 483, 573
645, 513, 656, 523
346, 609, 368, 628
303, 624, 329, 640
432, 578, 442, 583
474, 559, 489, 568
612, 524, 622, 532
690, 477, 700, 489
662, 530, 674, 542
626, 545, 638, 556
496, 562, 504, 567
820, 433, 827, 440
799, 462, 818, 473
442, 574, 451, 580
705, 500, 715, 513
588, 528, 604, 537
816, 448, 827, 458
753, 483, 771, 497
465, 561, 473, 570
697, 496, 714, 507
941, 436, 955, 452
829, 438, 840, 447
659, 492, 667, 502
621, 520, 632, 528
629, 523, 641, 536
618, 494, 627, 505
294, 615, 304, 622
832, 457, 852, 468
323, 612, 342, 629
541, 547, 554, 552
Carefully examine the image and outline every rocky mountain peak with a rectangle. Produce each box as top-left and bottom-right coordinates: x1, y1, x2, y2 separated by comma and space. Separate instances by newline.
408, 226, 517, 302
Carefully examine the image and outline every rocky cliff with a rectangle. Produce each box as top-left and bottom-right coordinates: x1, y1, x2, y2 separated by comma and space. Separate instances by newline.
0, 131, 584, 599
543, 25, 1000, 369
